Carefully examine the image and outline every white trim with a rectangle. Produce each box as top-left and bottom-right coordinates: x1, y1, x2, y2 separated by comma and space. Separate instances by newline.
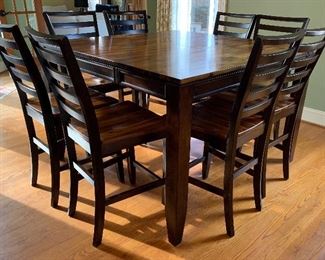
302, 107, 325, 127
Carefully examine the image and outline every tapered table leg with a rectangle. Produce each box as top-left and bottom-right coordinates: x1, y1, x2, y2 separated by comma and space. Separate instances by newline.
165, 85, 192, 246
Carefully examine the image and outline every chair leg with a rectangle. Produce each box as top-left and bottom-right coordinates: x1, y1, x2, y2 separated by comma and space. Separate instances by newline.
115, 151, 125, 183
253, 138, 263, 211
50, 156, 61, 208
202, 142, 212, 180
66, 137, 79, 217
283, 115, 295, 180
93, 164, 106, 247
161, 139, 166, 205
223, 156, 235, 237
30, 142, 39, 187
127, 147, 136, 185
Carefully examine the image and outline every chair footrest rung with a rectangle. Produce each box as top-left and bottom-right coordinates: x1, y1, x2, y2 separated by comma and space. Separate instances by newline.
133, 160, 163, 180
189, 176, 224, 196
269, 133, 289, 148
105, 179, 165, 205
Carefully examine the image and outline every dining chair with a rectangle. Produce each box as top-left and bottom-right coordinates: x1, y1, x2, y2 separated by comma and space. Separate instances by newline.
262, 28, 325, 197
0, 24, 125, 208
103, 10, 148, 35
190, 30, 304, 237
0, 24, 68, 207
43, 11, 120, 95
253, 14, 309, 39
213, 12, 256, 39
43, 11, 99, 39
26, 26, 167, 246
103, 10, 149, 104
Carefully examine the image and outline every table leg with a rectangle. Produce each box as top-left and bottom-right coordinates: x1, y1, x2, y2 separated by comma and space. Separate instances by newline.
165, 85, 192, 246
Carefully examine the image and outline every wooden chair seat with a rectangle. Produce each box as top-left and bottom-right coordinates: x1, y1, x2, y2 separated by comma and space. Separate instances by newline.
69, 101, 166, 154
192, 98, 264, 150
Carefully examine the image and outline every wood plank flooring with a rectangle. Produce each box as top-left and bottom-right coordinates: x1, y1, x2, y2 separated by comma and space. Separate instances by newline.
0, 72, 324, 259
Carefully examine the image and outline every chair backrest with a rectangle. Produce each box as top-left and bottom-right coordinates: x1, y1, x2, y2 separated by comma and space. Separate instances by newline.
253, 14, 309, 39
95, 4, 119, 13
229, 30, 304, 146
43, 11, 99, 39
103, 10, 148, 35
26, 26, 101, 152
281, 28, 325, 105
213, 12, 256, 39
0, 24, 57, 140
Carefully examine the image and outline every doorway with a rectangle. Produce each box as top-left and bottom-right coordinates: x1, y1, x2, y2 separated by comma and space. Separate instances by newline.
0, 0, 44, 72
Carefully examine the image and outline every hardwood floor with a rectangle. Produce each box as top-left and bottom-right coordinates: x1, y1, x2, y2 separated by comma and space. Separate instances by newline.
1, 72, 324, 259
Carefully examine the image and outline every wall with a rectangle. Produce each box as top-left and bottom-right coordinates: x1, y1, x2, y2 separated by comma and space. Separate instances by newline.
42, 0, 74, 10
147, 0, 157, 32
227, 0, 325, 112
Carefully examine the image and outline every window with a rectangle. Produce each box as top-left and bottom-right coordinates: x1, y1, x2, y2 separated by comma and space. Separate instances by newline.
172, 0, 219, 33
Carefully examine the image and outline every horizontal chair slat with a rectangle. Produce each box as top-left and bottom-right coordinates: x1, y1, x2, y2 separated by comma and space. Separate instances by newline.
216, 30, 246, 38
52, 21, 95, 29
260, 49, 295, 64
46, 66, 73, 86
1, 52, 25, 66
38, 48, 66, 67
219, 20, 250, 29
284, 69, 311, 83
110, 19, 145, 26
259, 24, 299, 33
58, 99, 85, 123
52, 81, 80, 105
242, 98, 272, 118
16, 81, 38, 97
281, 82, 305, 95
10, 67, 31, 82
0, 38, 18, 49
65, 33, 97, 39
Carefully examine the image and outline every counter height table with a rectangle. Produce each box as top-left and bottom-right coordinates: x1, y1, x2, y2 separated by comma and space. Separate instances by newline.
70, 31, 254, 246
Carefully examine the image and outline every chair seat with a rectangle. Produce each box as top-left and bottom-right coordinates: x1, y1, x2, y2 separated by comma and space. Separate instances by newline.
69, 101, 166, 154
192, 97, 265, 149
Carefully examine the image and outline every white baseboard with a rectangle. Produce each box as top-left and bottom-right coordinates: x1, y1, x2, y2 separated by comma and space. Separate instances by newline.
302, 107, 325, 127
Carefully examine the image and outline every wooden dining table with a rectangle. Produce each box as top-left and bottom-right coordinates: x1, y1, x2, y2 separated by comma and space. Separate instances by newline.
70, 31, 254, 246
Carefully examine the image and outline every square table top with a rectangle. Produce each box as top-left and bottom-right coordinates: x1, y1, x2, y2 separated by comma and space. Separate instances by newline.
70, 31, 254, 84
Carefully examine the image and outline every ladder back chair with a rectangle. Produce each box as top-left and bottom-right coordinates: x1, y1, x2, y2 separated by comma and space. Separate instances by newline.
26, 26, 167, 247
190, 31, 304, 237
43, 11, 99, 39
253, 14, 309, 39
214, 12, 256, 39
0, 24, 67, 207
43, 11, 121, 96
103, 10, 148, 35
262, 28, 325, 197
103, 10, 149, 103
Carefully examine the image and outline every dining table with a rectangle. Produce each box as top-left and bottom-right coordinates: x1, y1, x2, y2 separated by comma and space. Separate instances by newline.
70, 31, 254, 246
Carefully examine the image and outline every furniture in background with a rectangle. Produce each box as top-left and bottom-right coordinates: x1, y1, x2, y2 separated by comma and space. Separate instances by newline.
103, 10, 148, 35
27, 26, 167, 246
213, 12, 256, 39
262, 28, 325, 197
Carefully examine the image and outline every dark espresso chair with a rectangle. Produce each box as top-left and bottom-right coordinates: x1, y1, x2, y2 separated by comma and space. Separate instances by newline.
213, 12, 256, 39
0, 24, 66, 207
103, 10, 148, 35
0, 24, 124, 207
190, 31, 304, 237
262, 28, 325, 197
27, 26, 167, 246
43, 11, 119, 95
